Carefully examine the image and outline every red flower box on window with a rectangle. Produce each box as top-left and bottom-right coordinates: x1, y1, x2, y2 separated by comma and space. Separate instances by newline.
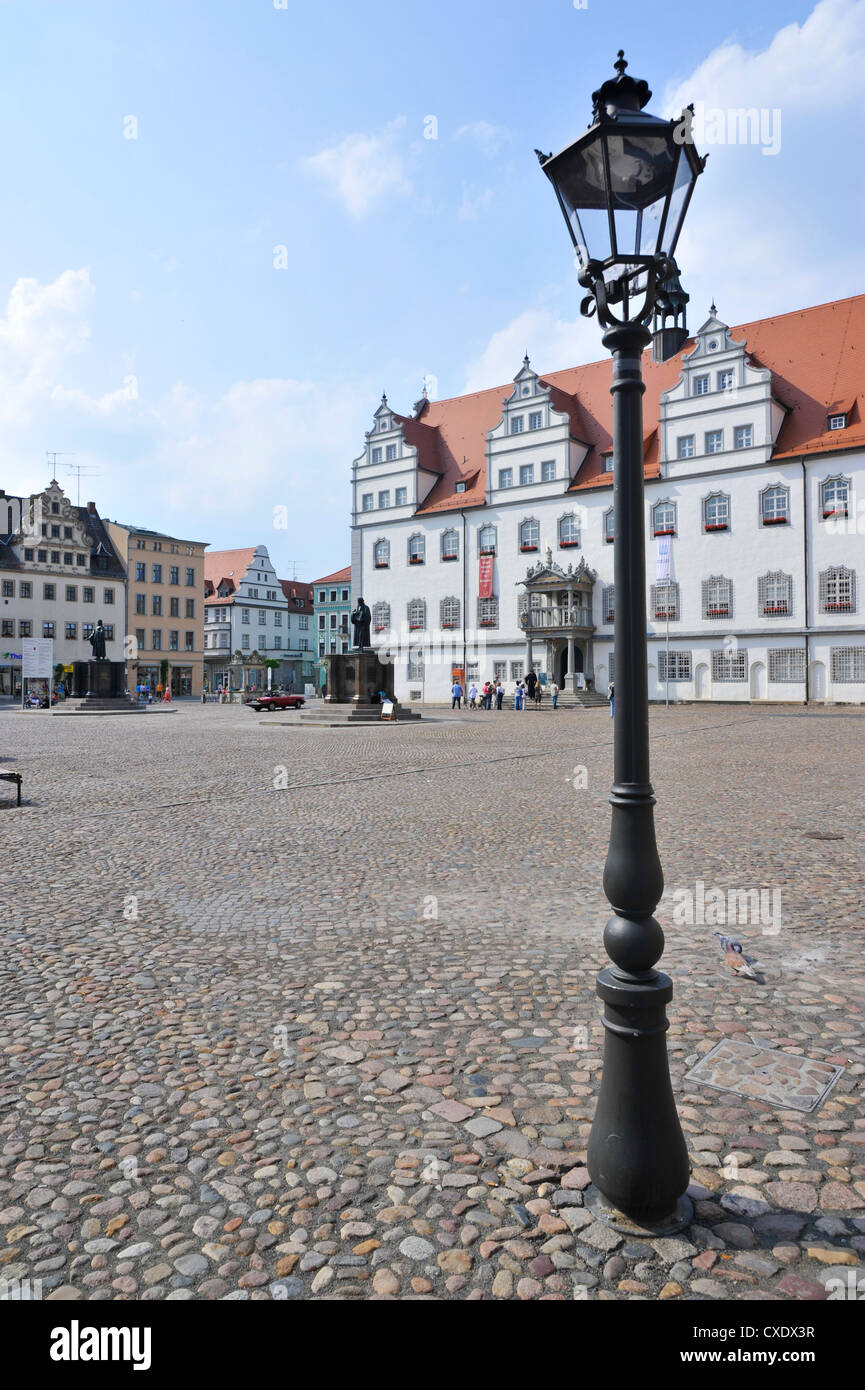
479, 548, 496, 557
441, 554, 458, 562
704, 523, 728, 531
824, 509, 848, 519
605, 613, 615, 623
520, 544, 538, 552
409, 556, 424, 564
708, 607, 729, 616
764, 603, 789, 614
409, 622, 424, 630
653, 528, 675, 537
560, 540, 579, 548
479, 619, 496, 627
824, 602, 852, 611
441, 621, 457, 629
654, 610, 676, 620
605, 536, 614, 544
374, 624, 387, 632
763, 515, 788, 525
374, 562, 388, 568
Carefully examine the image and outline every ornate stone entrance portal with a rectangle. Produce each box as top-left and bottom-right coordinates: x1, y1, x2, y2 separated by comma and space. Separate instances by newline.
517, 551, 597, 692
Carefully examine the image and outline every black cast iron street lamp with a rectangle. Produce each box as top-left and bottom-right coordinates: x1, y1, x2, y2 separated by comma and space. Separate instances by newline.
537, 52, 705, 1232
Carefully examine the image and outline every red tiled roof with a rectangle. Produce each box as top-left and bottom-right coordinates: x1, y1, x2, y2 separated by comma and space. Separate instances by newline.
279, 579, 314, 612
313, 566, 351, 585
204, 547, 258, 602
409, 293, 865, 513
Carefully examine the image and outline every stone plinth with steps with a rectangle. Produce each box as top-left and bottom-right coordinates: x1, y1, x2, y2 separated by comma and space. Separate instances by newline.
53, 660, 145, 714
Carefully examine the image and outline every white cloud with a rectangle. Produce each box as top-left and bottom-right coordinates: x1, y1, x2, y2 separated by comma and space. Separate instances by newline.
455, 121, 508, 157
0, 268, 93, 423
52, 374, 139, 415
463, 303, 604, 394
301, 117, 410, 219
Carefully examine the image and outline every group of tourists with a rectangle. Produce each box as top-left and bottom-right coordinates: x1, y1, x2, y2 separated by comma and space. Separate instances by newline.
449, 669, 562, 712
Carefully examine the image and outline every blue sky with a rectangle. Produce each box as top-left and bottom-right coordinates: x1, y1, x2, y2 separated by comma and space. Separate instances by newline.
0, 0, 862, 578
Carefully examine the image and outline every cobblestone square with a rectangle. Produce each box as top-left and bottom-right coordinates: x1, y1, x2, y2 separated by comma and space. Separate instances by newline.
1, 703, 863, 1302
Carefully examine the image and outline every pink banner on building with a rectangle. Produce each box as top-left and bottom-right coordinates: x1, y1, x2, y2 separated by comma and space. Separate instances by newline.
479, 554, 493, 598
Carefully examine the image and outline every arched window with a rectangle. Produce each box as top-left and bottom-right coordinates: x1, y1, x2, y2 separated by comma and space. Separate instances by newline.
373, 538, 390, 568
703, 492, 730, 531
603, 508, 614, 543
441, 529, 459, 561
519, 518, 539, 551
602, 585, 615, 623
407, 598, 426, 630
478, 524, 497, 555
440, 596, 460, 629
821, 476, 850, 518
408, 534, 425, 564
761, 484, 789, 525
819, 566, 856, 613
703, 575, 733, 619
558, 513, 580, 548
372, 601, 391, 632
652, 500, 677, 536
758, 571, 792, 617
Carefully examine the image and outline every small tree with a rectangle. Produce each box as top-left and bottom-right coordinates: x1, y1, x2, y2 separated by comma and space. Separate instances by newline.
160, 658, 170, 690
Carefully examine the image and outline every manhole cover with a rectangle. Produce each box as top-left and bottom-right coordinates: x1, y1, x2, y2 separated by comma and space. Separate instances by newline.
685, 1038, 844, 1112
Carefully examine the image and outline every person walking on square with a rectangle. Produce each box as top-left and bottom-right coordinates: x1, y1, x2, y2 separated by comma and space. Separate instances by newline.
514, 680, 524, 711
451, 679, 463, 710
483, 680, 493, 711
468, 683, 479, 710
495, 680, 504, 710
551, 680, 559, 710
534, 680, 543, 709
608, 679, 615, 717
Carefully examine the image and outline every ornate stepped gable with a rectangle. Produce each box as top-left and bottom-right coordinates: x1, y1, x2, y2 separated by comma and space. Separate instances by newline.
353, 294, 865, 513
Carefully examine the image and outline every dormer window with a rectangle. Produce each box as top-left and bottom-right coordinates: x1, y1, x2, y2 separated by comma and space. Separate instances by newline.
693, 375, 709, 396
600, 454, 613, 474
529, 411, 543, 430
718, 369, 735, 391
828, 413, 847, 431
455, 481, 466, 494
510, 416, 524, 434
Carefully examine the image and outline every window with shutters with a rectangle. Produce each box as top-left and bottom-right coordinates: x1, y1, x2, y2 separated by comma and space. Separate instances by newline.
831, 647, 865, 682
478, 596, 498, 628
651, 581, 679, 621
703, 575, 733, 619
659, 651, 691, 681
712, 648, 746, 681
820, 566, 856, 613
768, 648, 806, 682
758, 571, 792, 617
440, 596, 460, 629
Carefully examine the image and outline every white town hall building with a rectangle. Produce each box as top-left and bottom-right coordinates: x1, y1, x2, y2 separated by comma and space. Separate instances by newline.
350, 294, 865, 705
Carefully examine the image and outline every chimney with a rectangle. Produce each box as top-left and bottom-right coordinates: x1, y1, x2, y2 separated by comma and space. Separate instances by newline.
87, 501, 96, 514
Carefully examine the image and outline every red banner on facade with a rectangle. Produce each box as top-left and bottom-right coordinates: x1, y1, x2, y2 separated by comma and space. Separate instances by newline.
479, 555, 493, 598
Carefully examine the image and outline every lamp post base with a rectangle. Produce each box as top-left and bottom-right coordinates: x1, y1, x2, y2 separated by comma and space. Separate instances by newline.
585, 1186, 693, 1238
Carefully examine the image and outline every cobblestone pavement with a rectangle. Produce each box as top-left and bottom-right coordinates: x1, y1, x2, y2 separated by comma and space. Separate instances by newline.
1, 702, 863, 1302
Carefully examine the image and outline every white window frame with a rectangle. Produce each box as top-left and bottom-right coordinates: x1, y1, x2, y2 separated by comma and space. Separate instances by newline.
768, 648, 806, 683
408, 534, 425, 565
373, 538, 390, 568
519, 463, 535, 486
541, 460, 556, 482
760, 484, 789, 526
602, 585, 615, 623
558, 513, 580, 548
693, 374, 709, 396
703, 491, 730, 531
652, 500, 676, 536
705, 429, 723, 455
440, 596, 460, 629
407, 598, 426, 631
703, 575, 733, 620
441, 529, 459, 562
498, 467, 513, 489
821, 476, 850, 518
519, 518, 539, 551
478, 524, 497, 555
733, 424, 753, 450
677, 435, 695, 460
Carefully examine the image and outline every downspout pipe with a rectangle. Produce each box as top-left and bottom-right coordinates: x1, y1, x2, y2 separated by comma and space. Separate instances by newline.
801, 458, 809, 706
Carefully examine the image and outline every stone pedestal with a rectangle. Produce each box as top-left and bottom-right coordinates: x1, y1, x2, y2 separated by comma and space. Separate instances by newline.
324, 650, 395, 706
80, 660, 126, 698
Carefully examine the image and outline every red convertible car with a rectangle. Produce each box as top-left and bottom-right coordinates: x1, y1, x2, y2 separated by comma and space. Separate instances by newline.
247, 693, 306, 712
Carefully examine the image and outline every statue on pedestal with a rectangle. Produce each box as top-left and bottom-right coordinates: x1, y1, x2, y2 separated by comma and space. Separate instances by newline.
350, 597, 372, 650
87, 619, 108, 661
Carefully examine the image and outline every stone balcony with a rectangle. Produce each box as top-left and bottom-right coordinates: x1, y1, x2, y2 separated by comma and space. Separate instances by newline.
519, 604, 594, 632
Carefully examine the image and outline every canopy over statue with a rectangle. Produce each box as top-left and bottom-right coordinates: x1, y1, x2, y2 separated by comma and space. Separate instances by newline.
87, 618, 108, 661
350, 597, 371, 650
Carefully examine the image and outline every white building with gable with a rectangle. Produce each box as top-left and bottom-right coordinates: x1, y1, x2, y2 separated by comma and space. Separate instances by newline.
350, 294, 865, 706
